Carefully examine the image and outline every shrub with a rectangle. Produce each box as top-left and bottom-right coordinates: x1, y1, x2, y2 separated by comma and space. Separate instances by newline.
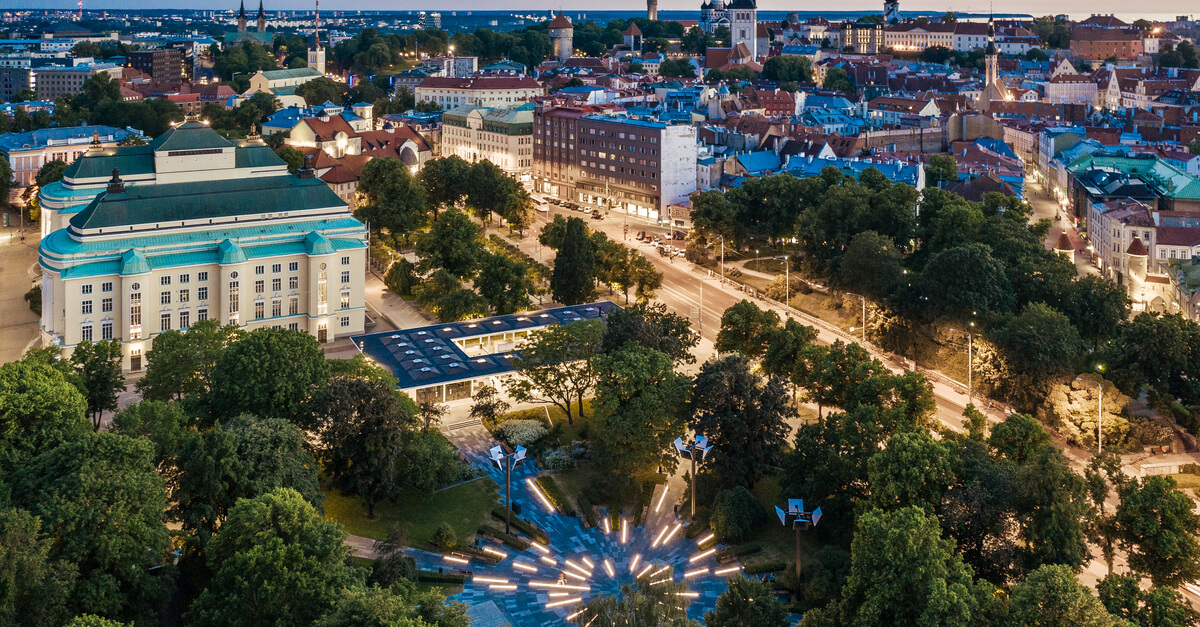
384, 257, 419, 298
535, 475, 575, 516
541, 447, 576, 470
479, 527, 530, 551
24, 285, 40, 317
496, 419, 549, 448
490, 507, 550, 544
745, 561, 788, 575
709, 486, 766, 542
577, 495, 598, 529
433, 521, 457, 548
416, 571, 466, 584
1182, 463, 1200, 476
369, 554, 417, 587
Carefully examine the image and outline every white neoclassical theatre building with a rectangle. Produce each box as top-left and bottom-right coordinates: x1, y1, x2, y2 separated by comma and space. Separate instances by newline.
38, 120, 367, 371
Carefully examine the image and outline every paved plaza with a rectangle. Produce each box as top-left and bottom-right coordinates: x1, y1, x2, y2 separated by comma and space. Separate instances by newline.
417, 423, 741, 624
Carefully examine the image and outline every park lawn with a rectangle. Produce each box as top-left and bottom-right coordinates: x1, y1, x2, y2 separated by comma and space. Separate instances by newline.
1170, 473, 1200, 498
324, 477, 500, 546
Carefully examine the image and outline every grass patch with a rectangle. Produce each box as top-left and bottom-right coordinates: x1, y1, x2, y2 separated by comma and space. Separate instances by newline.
487, 402, 594, 458
1171, 473, 1200, 498
324, 478, 500, 546
535, 475, 575, 516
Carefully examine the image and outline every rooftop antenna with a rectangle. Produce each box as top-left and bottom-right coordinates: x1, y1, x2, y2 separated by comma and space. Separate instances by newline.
314, 0, 321, 49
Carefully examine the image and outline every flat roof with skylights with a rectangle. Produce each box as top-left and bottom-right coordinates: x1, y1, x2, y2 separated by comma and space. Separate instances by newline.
350, 301, 619, 403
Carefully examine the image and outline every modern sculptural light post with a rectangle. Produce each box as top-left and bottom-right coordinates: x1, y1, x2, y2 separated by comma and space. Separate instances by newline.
674, 436, 713, 519
490, 444, 527, 535
776, 498, 822, 582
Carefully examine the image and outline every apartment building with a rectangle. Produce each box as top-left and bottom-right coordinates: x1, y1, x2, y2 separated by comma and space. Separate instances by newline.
441, 103, 535, 177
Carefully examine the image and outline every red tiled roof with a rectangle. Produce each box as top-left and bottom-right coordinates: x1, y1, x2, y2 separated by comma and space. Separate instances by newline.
548, 12, 573, 29
302, 116, 356, 141
1127, 237, 1149, 256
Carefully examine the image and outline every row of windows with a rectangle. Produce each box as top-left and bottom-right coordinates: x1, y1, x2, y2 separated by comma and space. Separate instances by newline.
78, 259, 352, 296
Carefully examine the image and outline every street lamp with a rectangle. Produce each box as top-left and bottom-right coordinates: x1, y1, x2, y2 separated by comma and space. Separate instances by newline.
489, 444, 527, 535
846, 293, 866, 342
949, 322, 975, 405
775, 498, 822, 582
673, 436, 713, 519
1075, 364, 1105, 454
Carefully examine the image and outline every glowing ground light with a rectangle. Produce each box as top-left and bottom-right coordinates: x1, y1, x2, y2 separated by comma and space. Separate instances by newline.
530, 541, 550, 554
581, 556, 595, 569
546, 597, 583, 608
637, 563, 654, 578
540, 556, 557, 566
714, 565, 742, 575
529, 581, 591, 592
481, 546, 506, 558
684, 568, 708, 578
473, 576, 510, 584
662, 523, 682, 545
563, 570, 587, 582
512, 562, 538, 573
620, 518, 628, 544
650, 564, 671, 578
688, 548, 716, 563
675, 592, 700, 598
567, 608, 586, 621
651, 525, 669, 548
695, 533, 715, 545
629, 554, 642, 573
564, 559, 591, 576
443, 555, 469, 565
654, 485, 669, 512
649, 578, 672, 586
488, 584, 518, 591
604, 559, 615, 578
602, 516, 611, 534
526, 478, 555, 511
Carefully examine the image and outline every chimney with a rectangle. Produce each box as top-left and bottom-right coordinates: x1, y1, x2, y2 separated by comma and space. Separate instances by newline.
107, 168, 125, 194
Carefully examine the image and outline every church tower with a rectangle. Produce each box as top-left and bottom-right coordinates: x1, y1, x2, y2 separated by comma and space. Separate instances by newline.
237, 0, 246, 33
307, 0, 325, 75
256, 0, 265, 32
985, 16, 999, 86
728, 0, 758, 59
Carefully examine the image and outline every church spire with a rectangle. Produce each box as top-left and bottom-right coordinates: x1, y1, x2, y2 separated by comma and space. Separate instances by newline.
237, 0, 246, 33
256, 0, 265, 32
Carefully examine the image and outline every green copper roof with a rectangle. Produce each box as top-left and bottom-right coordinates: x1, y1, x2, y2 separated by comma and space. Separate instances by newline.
120, 249, 150, 276
218, 239, 247, 265
69, 175, 347, 231
62, 145, 155, 180
260, 67, 322, 81
149, 122, 237, 152
235, 145, 286, 168
304, 231, 334, 255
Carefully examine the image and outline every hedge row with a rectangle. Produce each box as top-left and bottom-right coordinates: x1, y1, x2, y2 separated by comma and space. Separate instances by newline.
715, 543, 761, 562
490, 506, 550, 544
745, 561, 788, 575
577, 495, 598, 529
478, 527, 530, 551
416, 570, 466, 584
535, 475, 575, 516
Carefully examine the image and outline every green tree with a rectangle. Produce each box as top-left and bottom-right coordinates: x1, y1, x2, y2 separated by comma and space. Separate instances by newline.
1106, 313, 1200, 405
815, 506, 991, 626
418, 156, 472, 215
507, 319, 605, 423
227, 413, 324, 508
688, 354, 792, 489
822, 67, 854, 97
414, 208, 482, 278
396, 428, 467, 499
601, 301, 699, 365
836, 231, 904, 300
1099, 573, 1200, 627
762, 54, 813, 82
207, 327, 330, 422
868, 430, 959, 513
925, 154, 959, 188
384, 257, 419, 298
137, 319, 242, 402
714, 299, 781, 360
591, 345, 689, 480
69, 339, 124, 431
708, 486, 766, 542
476, 252, 533, 315
294, 76, 346, 106
920, 243, 1014, 322
1018, 444, 1090, 572
1116, 475, 1200, 588
185, 488, 362, 627
434, 288, 490, 322
549, 217, 597, 305
1008, 564, 1120, 627
991, 302, 1084, 382
274, 145, 305, 174
0, 507, 77, 627
173, 423, 244, 543
35, 159, 68, 188
318, 581, 469, 627
576, 577, 701, 626
658, 58, 696, 78
705, 574, 790, 627
989, 412, 1052, 464
15, 433, 170, 624
65, 616, 127, 627
0, 357, 89, 471
1064, 275, 1131, 349
356, 157, 429, 236
110, 400, 188, 470
313, 378, 417, 518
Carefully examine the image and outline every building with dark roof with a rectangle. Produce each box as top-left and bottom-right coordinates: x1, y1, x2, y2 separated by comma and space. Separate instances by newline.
37, 119, 367, 371
353, 301, 619, 402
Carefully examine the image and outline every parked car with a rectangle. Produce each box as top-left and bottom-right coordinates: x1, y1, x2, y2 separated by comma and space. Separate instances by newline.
673, 231, 685, 240
591, 209, 603, 220
636, 230, 646, 241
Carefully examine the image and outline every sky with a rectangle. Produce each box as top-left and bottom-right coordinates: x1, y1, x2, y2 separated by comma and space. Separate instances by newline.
15, 0, 1198, 21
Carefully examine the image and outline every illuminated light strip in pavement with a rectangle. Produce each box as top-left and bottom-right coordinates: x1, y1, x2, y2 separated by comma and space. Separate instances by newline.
526, 478, 554, 511
688, 548, 716, 563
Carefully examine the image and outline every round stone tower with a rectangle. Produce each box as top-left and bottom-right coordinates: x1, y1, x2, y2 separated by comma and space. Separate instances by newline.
549, 12, 574, 63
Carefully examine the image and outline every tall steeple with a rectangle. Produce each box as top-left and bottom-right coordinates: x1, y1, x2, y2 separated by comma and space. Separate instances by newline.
256, 0, 265, 32
985, 15, 998, 87
307, 0, 326, 75
237, 0, 246, 33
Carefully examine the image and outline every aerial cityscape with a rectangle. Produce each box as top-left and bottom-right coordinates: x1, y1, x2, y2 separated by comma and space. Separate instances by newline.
3, 1, 1200, 626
